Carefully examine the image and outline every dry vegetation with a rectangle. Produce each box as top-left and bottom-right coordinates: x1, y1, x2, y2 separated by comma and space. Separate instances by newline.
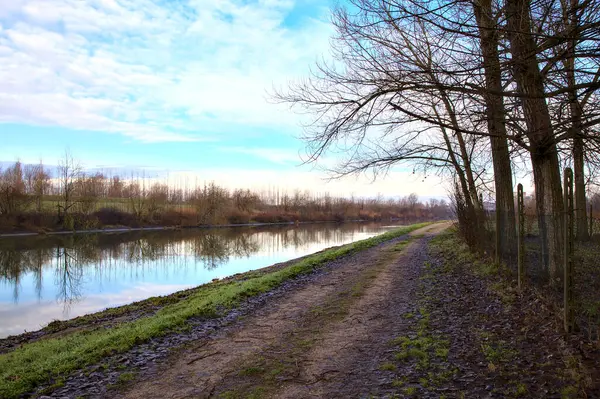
0, 160, 450, 233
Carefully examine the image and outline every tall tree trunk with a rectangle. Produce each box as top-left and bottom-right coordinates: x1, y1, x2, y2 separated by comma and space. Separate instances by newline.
505, 0, 564, 278
564, 0, 589, 240
472, 0, 517, 260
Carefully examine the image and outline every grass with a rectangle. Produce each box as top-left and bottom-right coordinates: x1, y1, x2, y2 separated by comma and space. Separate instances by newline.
0, 222, 431, 398
379, 362, 397, 371
113, 372, 135, 387
480, 340, 517, 364
391, 377, 406, 387
390, 306, 451, 375
515, 382, 528, 397
239, 366, 265, 376
386, 255, 459, 396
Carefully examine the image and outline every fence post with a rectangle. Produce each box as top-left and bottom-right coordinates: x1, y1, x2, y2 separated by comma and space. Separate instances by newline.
495, 211, 500, 263
517, 184, 524, 290
590, 203, 593, 237
564, 168, 575, 334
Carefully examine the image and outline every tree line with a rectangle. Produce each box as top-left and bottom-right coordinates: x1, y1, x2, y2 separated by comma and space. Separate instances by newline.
276, 0, 600, 278
0, 158, 450, 232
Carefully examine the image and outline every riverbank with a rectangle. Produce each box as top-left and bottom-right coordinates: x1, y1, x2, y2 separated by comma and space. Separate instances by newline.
0, 222, 432, 398
0, 242, 341, 353
0, 217, 442, 238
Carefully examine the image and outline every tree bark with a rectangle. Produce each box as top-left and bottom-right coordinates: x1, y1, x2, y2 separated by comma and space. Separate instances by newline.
472, 0, 517, 260
564, 0, 589, 240
505, 0, 564, 278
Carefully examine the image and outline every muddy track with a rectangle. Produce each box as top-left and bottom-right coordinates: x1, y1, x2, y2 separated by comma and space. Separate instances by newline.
118, 223, 449, 399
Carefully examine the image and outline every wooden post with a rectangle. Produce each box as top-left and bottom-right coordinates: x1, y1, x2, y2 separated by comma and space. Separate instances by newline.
495, 202, 501, 264
590, 203, 593, 237
564, 168, 575, 334
517, 184, 525, 290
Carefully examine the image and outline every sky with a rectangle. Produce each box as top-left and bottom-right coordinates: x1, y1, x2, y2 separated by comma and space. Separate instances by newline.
0, 0, 447, 199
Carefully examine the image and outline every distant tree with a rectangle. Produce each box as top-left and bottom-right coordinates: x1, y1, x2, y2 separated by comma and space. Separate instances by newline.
232, 189, 259, 212
407, 193, 419, 211
107, 176, 125, 198
147, 183, 169, 219
125, 179, 148, 220
193, 182, 230, 225
77, 173, 105, 215
0, 162, 30, 216
57, 151, 82, 227
24, 162, 51, 213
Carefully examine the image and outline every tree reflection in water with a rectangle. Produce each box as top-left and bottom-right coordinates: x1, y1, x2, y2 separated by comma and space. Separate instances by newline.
54, 246, 84, 311
0, 222, 392, 306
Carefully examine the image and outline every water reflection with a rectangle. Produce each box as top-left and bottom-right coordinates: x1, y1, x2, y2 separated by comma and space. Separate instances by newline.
0, 222, 405, 337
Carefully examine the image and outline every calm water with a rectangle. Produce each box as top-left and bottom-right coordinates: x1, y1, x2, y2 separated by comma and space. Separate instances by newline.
0, 222, 406, 338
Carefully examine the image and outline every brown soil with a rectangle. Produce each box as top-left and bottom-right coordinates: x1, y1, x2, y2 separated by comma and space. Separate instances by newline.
118, 223, 449, 399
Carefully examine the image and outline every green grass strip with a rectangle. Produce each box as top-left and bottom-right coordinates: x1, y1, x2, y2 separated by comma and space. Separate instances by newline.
0, 222, 430, 398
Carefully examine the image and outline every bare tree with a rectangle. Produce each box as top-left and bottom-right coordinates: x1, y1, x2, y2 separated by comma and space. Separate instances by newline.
276, 0, 600, 277
472, 0, 517, 258
0, 161, 30, 216
77, 173, 105, 215
538, 0, 600, 241
57, 151, 82, 227
24, 162, 51, 213
275, 0, 492, 243
107, 175, 125, 198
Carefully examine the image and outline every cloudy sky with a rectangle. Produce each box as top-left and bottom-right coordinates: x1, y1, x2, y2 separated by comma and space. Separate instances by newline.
0, 0, 446, 198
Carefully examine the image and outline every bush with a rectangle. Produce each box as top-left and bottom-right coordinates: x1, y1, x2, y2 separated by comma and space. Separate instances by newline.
94, 207, 138, 227
227, 210, 251, 225
253, 211, 299, 224
451, 182, 488, 253
157, 209, 197, 227
331, 211, 346, 222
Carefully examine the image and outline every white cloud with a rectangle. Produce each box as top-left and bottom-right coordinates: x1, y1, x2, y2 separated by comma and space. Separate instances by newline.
163, 167, 449, 199
220, 146, 304, 165
0, 0, 333, 142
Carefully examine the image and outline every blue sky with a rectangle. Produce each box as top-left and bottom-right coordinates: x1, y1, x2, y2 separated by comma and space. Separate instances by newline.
0, 0, 446, 197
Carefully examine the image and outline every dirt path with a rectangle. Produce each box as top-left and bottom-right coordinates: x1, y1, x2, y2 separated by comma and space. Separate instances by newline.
119, 223, 450, 399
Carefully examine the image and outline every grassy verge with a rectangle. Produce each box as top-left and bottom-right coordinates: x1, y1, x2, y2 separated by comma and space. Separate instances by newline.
0, 222, 431, 398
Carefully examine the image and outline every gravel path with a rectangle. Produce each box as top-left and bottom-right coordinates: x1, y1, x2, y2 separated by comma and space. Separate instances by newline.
37, 222, 598, 398
118, 223, 448, 399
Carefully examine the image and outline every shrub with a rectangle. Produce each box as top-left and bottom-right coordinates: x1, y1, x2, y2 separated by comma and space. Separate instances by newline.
94, 208, 138, 227
227, 210, 251, 224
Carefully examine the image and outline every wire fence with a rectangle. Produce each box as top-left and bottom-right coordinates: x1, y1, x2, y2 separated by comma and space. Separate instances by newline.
474, 169, 600, 341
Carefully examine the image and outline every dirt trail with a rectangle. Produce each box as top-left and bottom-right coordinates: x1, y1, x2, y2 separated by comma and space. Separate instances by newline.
119, 223, 449, 399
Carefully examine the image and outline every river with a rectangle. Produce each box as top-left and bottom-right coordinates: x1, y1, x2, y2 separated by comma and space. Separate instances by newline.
0, 221, 408, 338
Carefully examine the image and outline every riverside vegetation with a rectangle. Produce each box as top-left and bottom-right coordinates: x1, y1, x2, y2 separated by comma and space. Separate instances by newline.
0, 159, 450, 233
